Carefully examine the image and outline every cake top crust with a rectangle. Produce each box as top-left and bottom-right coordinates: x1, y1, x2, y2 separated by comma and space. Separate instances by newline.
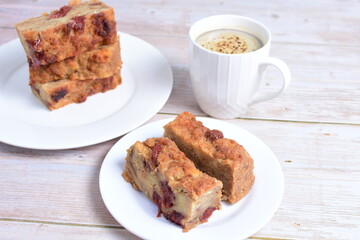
164, 112, 251, 163
15, 1, 111, 32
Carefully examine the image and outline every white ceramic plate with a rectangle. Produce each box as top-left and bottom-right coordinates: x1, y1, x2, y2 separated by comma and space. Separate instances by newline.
100, 117, 284, 240
0, 32, 173, 150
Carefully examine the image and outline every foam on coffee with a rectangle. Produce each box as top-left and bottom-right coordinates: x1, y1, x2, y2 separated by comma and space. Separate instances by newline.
196, 29, 263, 54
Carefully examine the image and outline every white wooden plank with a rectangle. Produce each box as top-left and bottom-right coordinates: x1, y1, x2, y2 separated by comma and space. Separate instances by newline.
160, 63, 360, 124
3, 34, 358, 124
1, 114, 359, 240
0, 138, 120, 226
1, 0, 359, 46
0, 28, 18, 45
0, 1, 359, 240
137, 35, 360, 124
135, 36, 360, 84
1, 5, 359, 123
0, 220, 290, 240
0, 220, 141, 240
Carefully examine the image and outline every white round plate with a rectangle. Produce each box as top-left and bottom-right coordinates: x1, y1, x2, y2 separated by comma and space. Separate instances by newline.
0, 32, 173, 150
100, 117, 284, 240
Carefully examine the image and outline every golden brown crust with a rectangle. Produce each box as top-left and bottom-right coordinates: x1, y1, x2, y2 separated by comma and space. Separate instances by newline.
29, 37, 121, 84
31, 69, 121, 110
163, 112, 255, 204
68, 0, 82, 6
15, 1, 117, 67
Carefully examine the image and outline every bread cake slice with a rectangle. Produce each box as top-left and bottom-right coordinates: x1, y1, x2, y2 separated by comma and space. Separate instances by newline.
163, 112, 255, 204
31, 70, 121, 110
29, 37, 121, 84
15, 1, 117, 68
122, 137, 222, 232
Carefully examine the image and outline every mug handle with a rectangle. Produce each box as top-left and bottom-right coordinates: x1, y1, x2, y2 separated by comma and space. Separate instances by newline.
249, 57, 291, 105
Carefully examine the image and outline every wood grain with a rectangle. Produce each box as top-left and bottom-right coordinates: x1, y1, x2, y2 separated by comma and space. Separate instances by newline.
0, 220, 296, 240
1, 0, 359, 124
1, 32, 359, 123
0, 0, 359, 239
1, 0, 360, 46
0, 220, 141, 240
139, 36, 360, 124
1, 114, 359, 239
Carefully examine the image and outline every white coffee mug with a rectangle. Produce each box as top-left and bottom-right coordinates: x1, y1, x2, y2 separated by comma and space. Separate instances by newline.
189, 15, 291, 119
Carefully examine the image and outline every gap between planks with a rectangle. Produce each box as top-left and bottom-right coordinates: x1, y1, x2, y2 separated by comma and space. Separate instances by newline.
249, 237, 293, 240
0, 217, 124, 230
0, 218, 294, 240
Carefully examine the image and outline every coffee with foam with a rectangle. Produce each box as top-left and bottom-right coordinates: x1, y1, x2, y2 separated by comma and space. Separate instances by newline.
196, 29, 263, 54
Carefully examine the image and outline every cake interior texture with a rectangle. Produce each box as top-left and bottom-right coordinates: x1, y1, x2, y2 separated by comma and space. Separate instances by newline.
29, 36, 122, 84
163, 112, 255, 204
31, 69, 121, 110
122, 137, 223, 232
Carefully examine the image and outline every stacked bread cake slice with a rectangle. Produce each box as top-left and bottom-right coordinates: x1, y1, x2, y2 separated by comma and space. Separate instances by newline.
15, 1, 122, 110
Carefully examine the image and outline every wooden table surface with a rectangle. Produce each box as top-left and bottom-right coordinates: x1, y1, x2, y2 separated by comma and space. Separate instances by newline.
1, 0, 359, 239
